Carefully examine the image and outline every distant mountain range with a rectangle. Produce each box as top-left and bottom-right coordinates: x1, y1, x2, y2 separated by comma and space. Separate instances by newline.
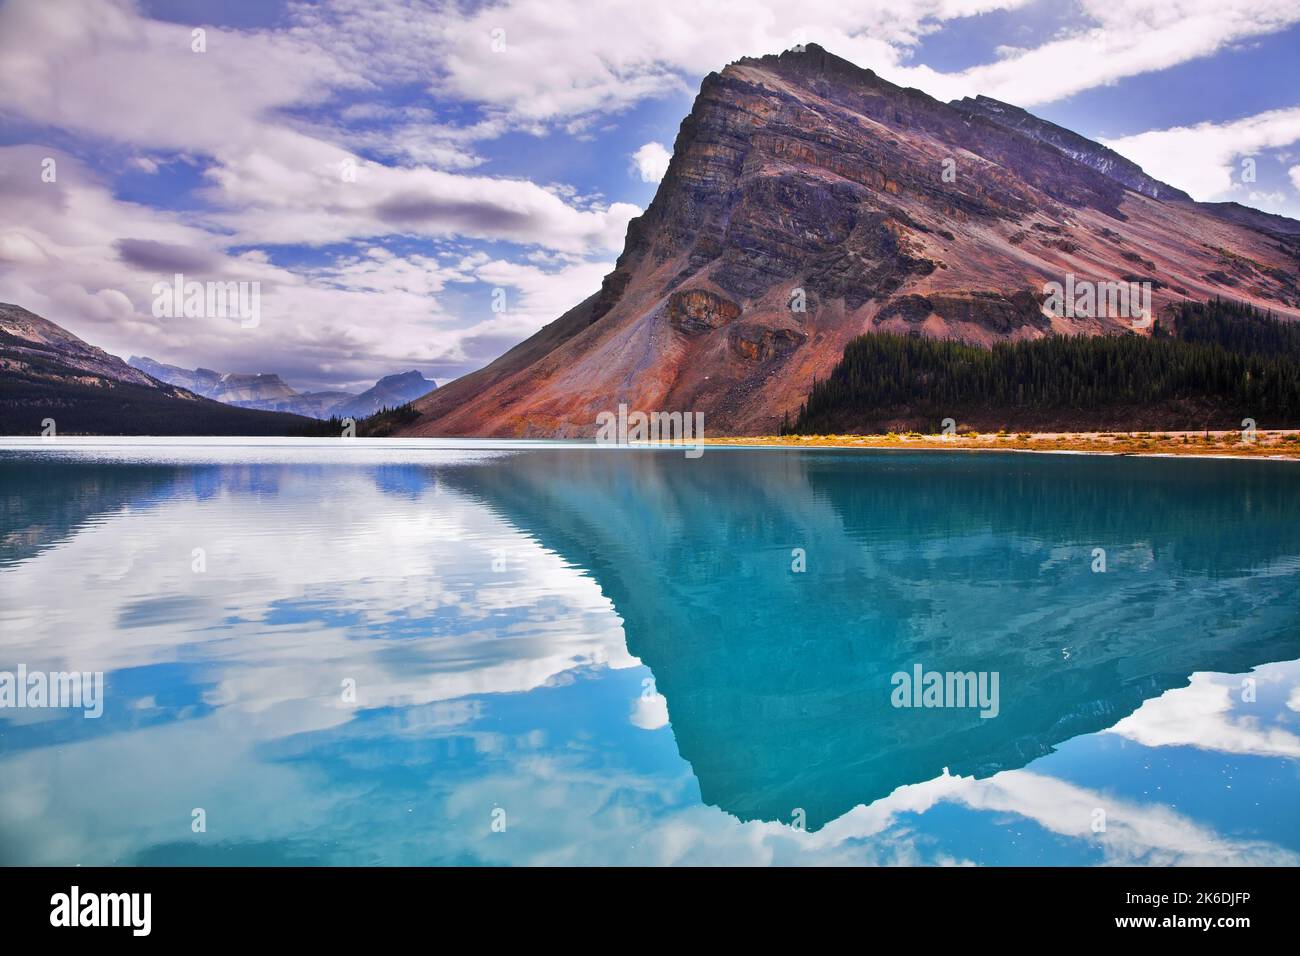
128, 357, 436, 420
0, 303, 320, 436
397, 44, 1300, 438
333, 371, 437, 420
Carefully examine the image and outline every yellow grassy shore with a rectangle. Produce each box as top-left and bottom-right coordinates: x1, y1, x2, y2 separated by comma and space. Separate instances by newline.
700, 429, 1300, 460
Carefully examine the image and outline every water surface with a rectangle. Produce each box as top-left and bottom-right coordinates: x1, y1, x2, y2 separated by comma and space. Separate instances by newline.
1, 439, 1298, 865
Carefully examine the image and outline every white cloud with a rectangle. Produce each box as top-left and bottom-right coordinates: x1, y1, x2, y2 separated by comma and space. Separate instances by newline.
0, 2, 639, 386
0, 0, 362, 155
286, 0, 1300, 120
1103, 106, 1300, 200
463, 257, 613, 345
293, 0, 1013, 121
631, 142, 672, 183
631, 692, 670, 730
203, 154, 639, 254
0, 146, 614, 390
892, 0, 1300, 107
1108, 671, 1300, 758
0, 0, 638, 257
1290, 165, 1300, 193
1249, 190, 1288, 208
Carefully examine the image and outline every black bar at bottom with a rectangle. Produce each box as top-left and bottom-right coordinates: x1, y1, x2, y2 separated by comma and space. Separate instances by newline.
0, 866, 1284, 941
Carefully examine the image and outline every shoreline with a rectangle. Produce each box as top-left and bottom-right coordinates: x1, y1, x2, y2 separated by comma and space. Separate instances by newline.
699, 429, 1300, 461
2, 431, 1298, 462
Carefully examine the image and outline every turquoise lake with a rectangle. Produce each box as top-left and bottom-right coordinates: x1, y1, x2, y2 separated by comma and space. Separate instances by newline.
1, 439, 1298, 866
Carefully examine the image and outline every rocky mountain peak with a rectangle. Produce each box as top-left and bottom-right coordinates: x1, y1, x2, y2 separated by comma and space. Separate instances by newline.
375, 370, 431, 388
394, 47, 1300, 438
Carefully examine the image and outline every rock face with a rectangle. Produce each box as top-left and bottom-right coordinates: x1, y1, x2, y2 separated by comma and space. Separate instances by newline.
210, 373, 297, 406
949, 95, 1193, 202
730, 323, 804, 362
667, 289, 741, 334
399, 44, 1300, 438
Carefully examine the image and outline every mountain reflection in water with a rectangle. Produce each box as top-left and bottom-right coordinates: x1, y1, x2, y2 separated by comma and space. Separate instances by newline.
1, 442, 1297, 865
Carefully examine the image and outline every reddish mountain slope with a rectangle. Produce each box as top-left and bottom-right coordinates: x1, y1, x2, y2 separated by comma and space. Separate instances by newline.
400, 44, 1300, 438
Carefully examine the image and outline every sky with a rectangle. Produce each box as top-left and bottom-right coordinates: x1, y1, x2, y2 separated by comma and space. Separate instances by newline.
1, 0, 1299, 393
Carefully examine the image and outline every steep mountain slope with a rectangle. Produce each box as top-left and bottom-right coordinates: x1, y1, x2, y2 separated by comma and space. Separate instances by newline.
0, 303, 321, 436
951, 95, 1300, 238
949, 95, 1192, 202
399, 44, 1300, 438
3, 304, 162, 389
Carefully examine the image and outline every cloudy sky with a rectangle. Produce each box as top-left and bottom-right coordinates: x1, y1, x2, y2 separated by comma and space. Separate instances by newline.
1, 0, 1299, 392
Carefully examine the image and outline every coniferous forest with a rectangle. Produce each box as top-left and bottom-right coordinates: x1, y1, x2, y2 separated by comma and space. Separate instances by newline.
786, 299, 1300, 434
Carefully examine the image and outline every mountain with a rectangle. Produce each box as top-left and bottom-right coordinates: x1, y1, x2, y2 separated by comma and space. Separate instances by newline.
951, 94, 1300, 238
330, 371, 437, 420
258, 390, 357, 418
191, 371, 296, 406
0, 304, 322, 435
3, 304, 163, 389
948, 95, 1192, 203
128, 356, 302, 406
123, 358, 226, 396
129, 355, 352, 418
396, 44, 1300, 438
129, 357, 435, 420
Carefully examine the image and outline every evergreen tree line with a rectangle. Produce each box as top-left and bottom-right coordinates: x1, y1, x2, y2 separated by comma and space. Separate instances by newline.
1160, 297, 1300, 360
786, 298, 1300, 434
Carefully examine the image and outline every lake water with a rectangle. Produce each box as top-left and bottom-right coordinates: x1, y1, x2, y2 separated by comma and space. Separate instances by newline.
1, 439, 1298, 866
